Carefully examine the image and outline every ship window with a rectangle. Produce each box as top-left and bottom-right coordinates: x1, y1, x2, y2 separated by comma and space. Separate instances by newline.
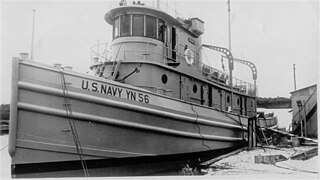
133, 15, 144, 36
227, 96, 230, 103
158, 19, 165, 42
146, 16, 156, 38
237, 98, 240, 105
120, 15, 131, 36
161, 74, 168, 84
193, 84, 197, 94
113, 17, 120, 38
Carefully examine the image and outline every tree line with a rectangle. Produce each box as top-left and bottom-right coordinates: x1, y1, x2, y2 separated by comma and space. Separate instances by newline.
1, 104, 10, 120
257, 97, 292, 109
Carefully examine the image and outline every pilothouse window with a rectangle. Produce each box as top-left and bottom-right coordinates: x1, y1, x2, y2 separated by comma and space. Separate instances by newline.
146, 16, 156, 38
113, 17, 120, 38
121, 15, 131, 36
158, 19, 165, 42
133, 15, 144, 36
114, 14, 164, 42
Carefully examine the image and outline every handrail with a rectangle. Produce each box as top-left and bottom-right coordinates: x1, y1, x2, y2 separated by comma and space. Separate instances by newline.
110, 40, 199, 62
90, 43, 112, 63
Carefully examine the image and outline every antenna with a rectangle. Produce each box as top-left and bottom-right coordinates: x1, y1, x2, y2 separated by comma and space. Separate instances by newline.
97, 39, 99, 56
293, 64, 297, 90
227, 0, 231, 52
30, 9, 36, 60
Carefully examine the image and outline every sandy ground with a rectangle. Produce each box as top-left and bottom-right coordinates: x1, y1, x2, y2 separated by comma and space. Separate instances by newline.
205, 145, 319, 179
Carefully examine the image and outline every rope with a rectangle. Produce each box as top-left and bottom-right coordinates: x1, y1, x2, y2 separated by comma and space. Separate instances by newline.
237, 114, 245, 140
1, 144, 8, 151
253, 125, 266, 152
59, 69, 90, 177
190, 104, 211, 150
273, 163, 318, 174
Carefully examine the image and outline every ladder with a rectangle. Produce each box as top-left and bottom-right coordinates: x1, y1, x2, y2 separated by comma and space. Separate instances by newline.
110, 60, 122, 80
292, 89, 317, 137
97, 59, 122, 80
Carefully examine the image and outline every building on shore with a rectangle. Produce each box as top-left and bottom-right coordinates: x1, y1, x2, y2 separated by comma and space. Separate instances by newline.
290, 84, 317, 138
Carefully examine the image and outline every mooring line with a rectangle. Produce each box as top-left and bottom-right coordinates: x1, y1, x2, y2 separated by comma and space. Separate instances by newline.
237, 114, 245, 140
273, 163, 318, 174
59, 69, 90, 177
1, 144, 8, 151
190, 104, 211, 150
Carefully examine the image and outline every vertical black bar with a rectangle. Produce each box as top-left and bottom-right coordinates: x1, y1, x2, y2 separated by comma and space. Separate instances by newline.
208, 86, 212, 107
171, 27, 176, 60
200, 85, 204, 105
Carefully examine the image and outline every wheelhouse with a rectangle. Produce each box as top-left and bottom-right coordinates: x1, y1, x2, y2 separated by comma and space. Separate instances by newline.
88, 3, 257, 117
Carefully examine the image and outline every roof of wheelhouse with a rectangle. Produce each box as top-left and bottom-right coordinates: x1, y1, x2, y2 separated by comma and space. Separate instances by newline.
104, 5, 202, 37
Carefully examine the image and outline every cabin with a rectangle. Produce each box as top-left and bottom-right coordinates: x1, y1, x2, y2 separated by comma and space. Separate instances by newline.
90, 2, 256, 117
290, 84, 317, 138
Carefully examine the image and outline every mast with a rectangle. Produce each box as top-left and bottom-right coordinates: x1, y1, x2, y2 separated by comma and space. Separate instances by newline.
30, 9, 36, 60
227, 0, 233, 111
293, 64, 297, 90
157, 0, 160, 9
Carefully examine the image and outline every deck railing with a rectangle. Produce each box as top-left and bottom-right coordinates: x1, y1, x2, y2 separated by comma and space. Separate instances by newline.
90, 42, 256, 96
108, 0, 198, 21
90, 43, 112, 64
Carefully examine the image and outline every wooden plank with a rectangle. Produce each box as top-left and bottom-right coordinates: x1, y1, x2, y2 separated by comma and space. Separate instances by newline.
290, 147, 318, 160
199, 147, 245, 168
264, 127, 318, 144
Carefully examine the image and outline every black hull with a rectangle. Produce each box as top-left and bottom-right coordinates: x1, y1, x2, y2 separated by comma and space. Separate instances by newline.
12, 142, 246, 178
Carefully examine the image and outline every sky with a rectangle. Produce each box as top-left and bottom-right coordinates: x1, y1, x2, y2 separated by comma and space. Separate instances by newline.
1, 0, 319, 104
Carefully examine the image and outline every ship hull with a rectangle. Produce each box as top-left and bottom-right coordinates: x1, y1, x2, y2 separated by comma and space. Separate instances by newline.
9, 58, 249, 177
257, 117, 279, 129
12, 145, 244, 178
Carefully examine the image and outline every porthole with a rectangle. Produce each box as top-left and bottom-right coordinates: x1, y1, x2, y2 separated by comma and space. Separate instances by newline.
193, 84, 197, 94
227, 96, 230, 103
161, 74, 168, 84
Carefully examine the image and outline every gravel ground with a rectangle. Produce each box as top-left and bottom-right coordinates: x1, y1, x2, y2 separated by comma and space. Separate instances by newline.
205, 145, 319, 179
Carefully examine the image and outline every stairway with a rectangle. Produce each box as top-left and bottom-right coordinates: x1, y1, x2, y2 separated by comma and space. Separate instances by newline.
292, 89, 317, 137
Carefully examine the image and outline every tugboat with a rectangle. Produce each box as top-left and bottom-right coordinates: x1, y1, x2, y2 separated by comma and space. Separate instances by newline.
9, 1, 257, 177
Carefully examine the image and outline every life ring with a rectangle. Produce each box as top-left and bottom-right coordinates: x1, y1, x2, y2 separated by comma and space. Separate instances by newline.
184, 49, 194, 65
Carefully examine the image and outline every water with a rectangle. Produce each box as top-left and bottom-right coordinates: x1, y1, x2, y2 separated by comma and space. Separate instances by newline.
0, 109, 293, 178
